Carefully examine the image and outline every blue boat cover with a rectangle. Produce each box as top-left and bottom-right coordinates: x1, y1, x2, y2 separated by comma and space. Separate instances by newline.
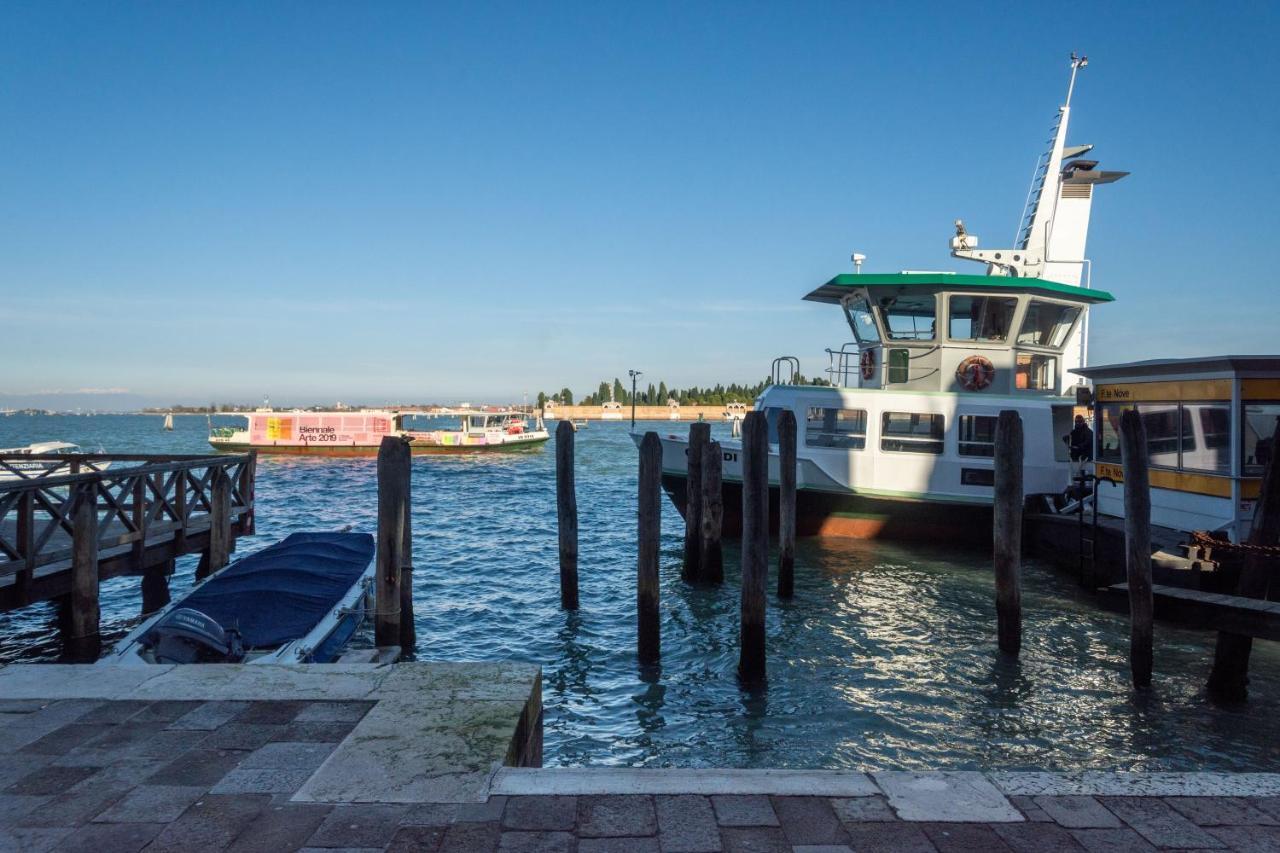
181, 531, 374, 649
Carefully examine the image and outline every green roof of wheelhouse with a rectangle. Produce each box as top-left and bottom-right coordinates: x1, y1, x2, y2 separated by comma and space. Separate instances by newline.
803, 272, 1115, 305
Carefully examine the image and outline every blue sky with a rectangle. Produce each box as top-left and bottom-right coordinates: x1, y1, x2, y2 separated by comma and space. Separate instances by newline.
3, 2, 1278, 408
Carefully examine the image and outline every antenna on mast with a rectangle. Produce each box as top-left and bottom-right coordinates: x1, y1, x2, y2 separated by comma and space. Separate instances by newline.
1065, 52, 1088, 108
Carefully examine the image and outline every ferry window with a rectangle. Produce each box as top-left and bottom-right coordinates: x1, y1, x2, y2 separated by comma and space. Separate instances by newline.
887, 348, 911, 384
805, 407, 867, 449
881, 412, 944, 454
1137, 404, 1181, 469
1015, 353, 1057, 391
1243, 404, 1280, 476
1182, 403, 1231, 474
843, 297, 881, 343
1017, 300, 1080, 348
948, 295, 1017, 342
879, 293, 936, 341
958, 415, 997, 457
1096, 403, 1130, 463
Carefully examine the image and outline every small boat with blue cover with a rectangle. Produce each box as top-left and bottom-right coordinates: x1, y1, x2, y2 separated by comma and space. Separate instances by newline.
98, 531, 375, 665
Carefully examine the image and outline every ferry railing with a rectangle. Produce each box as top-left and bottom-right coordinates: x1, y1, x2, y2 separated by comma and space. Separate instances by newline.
0, 453, 256, 606
826, 343, 860, 387
771, 356, 800, 385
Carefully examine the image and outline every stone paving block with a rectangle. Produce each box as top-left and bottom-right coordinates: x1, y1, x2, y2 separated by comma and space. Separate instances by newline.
226, 802, 333, 853
712, 794, 779, 826
77, 723, 195, 760
1165, 795, 1279, 826
920, 822, 1014, 851
295, 701, 376, 723
457, 795, 506, 822
385, 823, 448, 852
240, 740, 336, 770
503, 795, 578, 831
439, 820, 502, 852
307, 802, 411, 848
235, 700, 310, 724
792, 847, 855, 853
1250, 796, 1280, 821
842, 822, 938, 852
577, 794, 657, 837
167, 700, 250, 731
1206, 825, 1280, 852
199, 722, 288, 750
18, 723, 105, 756
1034, 796, 1123, 829
876, 772, 1022, 823
143, 793, 272, 852
128, 700, 204, 724
57, 821, 166, 853
0, 825, 75, 853
771, 796, 850, 845
498, 830, 576, 852
830, 795, 896, 823
75, 700, 151, 725
1068, 827, 1157, 852
0, 700, 49, 714
92, 784, 205, 823
656, 794, 721, 852
719, 826, 790, 852
0, 793, 49, 823
1097, 796, 1225, 848
1007, 795, 1052, 822
146, 747, 247, 786
403, 801, 461, 825
0, 753, 45, 789
211, 766, 318, 794
579, 838, 662, 853
276, 721, 358, 743
992, 822, 1084, 852
15, 768, 132, 826
3, 764, 98, 795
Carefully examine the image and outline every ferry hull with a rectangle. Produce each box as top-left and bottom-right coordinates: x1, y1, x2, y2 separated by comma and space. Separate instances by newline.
210, 437, 551, 456
660, 473, 992, 544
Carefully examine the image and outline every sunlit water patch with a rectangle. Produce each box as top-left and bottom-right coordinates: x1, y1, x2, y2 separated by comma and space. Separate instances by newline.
2, 413, 1279, 770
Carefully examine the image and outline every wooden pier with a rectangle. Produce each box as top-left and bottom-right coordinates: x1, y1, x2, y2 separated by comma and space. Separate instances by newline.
0, 453, 256, 617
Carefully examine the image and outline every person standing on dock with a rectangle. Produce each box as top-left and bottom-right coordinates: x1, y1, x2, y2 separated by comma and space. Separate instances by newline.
1064, 414, 1094, 482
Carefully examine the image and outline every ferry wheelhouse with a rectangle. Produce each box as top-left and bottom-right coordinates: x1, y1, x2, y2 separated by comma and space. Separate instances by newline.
643, 55, 1127, 541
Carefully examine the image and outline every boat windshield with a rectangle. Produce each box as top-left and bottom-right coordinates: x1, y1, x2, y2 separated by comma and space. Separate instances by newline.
1017, 300, 1080, 348
879, 294, 935, 341
842, 296, 881, 343
949, 295, 1017, 342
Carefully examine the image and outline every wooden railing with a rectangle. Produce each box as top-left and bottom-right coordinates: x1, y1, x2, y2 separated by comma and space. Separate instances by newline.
0, 453, 256, 616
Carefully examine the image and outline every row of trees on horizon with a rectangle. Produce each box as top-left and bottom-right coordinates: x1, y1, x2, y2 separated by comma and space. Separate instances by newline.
535, 375, 830, 410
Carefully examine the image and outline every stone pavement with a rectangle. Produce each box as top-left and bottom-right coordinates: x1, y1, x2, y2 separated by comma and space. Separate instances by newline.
4, 665, 1280, 851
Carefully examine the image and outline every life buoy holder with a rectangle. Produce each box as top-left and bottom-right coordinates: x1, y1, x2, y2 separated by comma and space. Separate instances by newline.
860, 349, 876, 381
956, 355, 996, 391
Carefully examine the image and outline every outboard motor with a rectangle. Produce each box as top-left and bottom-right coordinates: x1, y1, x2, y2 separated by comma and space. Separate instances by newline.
140, 608, 246, 664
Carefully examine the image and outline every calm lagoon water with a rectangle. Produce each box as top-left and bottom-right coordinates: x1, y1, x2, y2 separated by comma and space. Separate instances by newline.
2, 412, 1279, 771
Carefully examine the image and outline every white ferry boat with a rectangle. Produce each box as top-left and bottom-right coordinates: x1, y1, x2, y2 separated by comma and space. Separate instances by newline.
405, 410, 550, 453
640, 56, 1126, 542
0, 441, 107, 482
601, 400, 624, 421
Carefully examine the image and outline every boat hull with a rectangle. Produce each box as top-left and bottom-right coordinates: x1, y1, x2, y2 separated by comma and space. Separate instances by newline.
210, 437, 550, 456
660, 472, 993, 544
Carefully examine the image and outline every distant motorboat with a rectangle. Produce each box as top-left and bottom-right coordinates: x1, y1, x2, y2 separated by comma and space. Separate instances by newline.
0, 441, 110, 482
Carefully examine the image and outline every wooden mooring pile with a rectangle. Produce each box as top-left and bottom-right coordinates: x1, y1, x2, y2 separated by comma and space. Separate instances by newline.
0, 452, 257, 661
553, 411, 1280, 700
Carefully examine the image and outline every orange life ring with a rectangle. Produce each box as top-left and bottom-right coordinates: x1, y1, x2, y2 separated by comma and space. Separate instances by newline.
956, 355, 996, 391
860, 349, 876, 380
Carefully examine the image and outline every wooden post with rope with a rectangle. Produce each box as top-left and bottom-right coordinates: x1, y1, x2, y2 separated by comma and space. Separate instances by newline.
1208, 419, 1280, 701
1119, 409, 1154, 689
